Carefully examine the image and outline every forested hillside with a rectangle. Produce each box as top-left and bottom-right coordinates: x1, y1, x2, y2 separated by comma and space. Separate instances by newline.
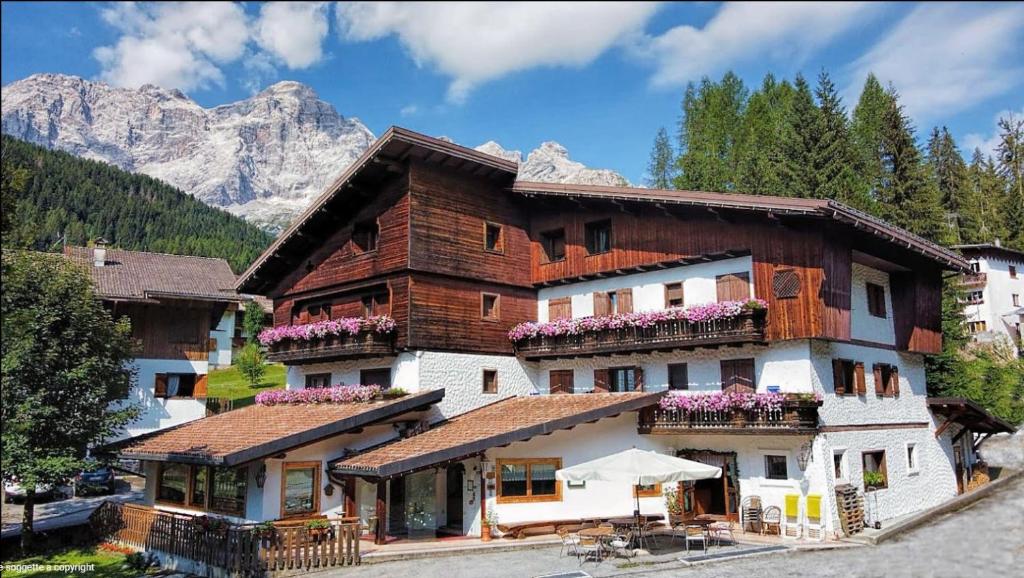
1, 135, 273, 272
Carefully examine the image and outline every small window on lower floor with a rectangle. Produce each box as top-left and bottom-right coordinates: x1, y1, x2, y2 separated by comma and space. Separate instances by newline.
497, 458, 562, 503
482, 369, 498, 394
281, 462, 321, 518
209, 467, 247, 517
764, 455, 788, 480
833, 450, 847, 481
360, 368, 391, 388
157, 463, 189, 504
155, 373, 197, 398
634, 483, 662, 498
305, 373, 331, 389
482, 293, 500, 320
668, 363, 688, 390
906, 443, 919, 474
862, 450, 888, 489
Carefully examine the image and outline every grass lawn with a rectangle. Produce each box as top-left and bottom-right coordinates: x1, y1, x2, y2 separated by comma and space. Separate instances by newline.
207, 362, 286, 408
0, 546, 135, 578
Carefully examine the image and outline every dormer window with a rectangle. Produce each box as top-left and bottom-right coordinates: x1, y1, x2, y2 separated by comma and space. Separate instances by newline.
353, 220, 379, 253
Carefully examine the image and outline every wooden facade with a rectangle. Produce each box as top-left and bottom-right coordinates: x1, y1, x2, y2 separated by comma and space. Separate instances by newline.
113, 302, 215, 361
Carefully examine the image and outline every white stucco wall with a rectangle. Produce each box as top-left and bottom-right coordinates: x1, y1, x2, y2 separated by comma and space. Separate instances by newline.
120, 358, 208, 439
964, 254, 1024, 354
536, 256, 753, 321
285, 353, 419, 391
850, 263, 896, 345
209, 309, 236, 368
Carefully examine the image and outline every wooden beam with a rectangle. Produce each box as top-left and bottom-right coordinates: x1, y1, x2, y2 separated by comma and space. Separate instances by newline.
933, 411, 964, 438
375, 480, 388, 545
951, 427, 971, 445
973, 432, 993, 452
344, 476, 357, 517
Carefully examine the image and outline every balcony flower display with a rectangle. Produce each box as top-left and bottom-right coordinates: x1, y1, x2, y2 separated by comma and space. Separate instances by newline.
258, 315, 397, 347
255, 384, 387, 406
507, 299, 767, 342
658, 391, 785, 413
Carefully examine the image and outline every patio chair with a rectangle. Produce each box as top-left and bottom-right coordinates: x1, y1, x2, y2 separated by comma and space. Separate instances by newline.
576, 534, 603, 565
557, 528, 580, 557
761, 506, 782, 536
740, 495, 763, 533
608, 530, 635, 559
682, 524, 707, 554
638, 520, 662, 551
708, 520, 736, 546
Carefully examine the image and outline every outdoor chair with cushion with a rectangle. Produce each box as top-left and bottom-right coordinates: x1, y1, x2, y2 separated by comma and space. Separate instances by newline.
761, 506, 782, 536
682, 524, 708, 554
709, 520, 736, 546
557, 528, 580, 557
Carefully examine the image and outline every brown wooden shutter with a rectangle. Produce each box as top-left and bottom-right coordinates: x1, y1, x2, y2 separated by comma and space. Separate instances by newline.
550, 370, 574, 394
548, 297, 572, 321
193, 374, 208, 398
832, 359, 846, 395
721, 359, 755, 394
618, 288, 633, 314
873, 364, 884, 396
594, 369, 610, 392
594, 292, 612, 316
716, 272, 751, 302
154, 373, 168, 398
634, 366, 644, 391
665, 283, 685, 307
854, 362, 866, 395
208, 337, 218, 352
890, 366, 900, 396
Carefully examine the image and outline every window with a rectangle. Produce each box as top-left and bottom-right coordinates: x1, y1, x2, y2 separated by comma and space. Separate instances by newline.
482, 369, 498, 394
157, 463, 189, 504
548, 297, 572, 321
362, 291, 390, 317
720, 359, 755, 394
866, 283, 887, 318
873, 363, 899, 397
541, 228, 566, 262
549, 370, 574, 394
610, 366, 640, 392
634, 483, 662, 498
964, 290, 984, 304
1011, 265, 1018, 279
352, 220, 379, 253
484, 222, 504, 253
305, 373, 331, 389
155, 373, 197, 398
360, 368, 391, 388
190, 466, 208, 507
300, 301, 332, 323
482, 293, 500, 320
764, 455, 789, 481
716, 272, 751, 302
772, 269, 801, 299
833, 450, 847, 481
862, 450, 888, 489
594, 288, 632, 316
281, 462, 320, 518
668, 363, 689, 390
665, 282, 684, 308
1013, 294, 1020, 307
496, 458, 562, 503
584, 219, 612, 255
905, 443, 919, 474
970, 261, 980, 273
967, 321, 987, 334
832, 359, 865, 396
210, 467, 247, 516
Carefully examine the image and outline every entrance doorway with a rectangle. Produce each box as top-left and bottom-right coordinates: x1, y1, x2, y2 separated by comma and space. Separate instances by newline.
677, 450, 739, 520
443, 464, 464, 534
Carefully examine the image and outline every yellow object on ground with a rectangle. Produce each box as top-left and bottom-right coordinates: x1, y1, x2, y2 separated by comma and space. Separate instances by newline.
785, 494, 799, 518
807, 494, 821, 520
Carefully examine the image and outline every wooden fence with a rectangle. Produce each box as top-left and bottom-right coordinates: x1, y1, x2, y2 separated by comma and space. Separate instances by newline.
90, 502, 360, 576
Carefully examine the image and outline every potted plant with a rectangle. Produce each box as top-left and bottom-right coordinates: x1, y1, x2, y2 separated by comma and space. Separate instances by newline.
304, 518, 332, 543
863, 471, 886, 490
192, 515, 230, 537
664, 487, 686, 526
250, 521, 277, 545
481, 510, 498, 542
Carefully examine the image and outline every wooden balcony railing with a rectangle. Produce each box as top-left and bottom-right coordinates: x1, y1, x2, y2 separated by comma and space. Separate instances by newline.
90, 501, 361, 575
513, 311, 766, 360
959, 272, 987, 287
266, 330, 396, 364
638, 400, 821, 435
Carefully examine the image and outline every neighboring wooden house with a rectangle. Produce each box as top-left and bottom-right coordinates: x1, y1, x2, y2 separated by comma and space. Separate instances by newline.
106, 127, 1013, 553
66, 244, 242, 438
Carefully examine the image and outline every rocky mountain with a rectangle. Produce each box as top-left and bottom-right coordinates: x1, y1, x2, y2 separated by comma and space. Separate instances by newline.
2, 74, 629, 232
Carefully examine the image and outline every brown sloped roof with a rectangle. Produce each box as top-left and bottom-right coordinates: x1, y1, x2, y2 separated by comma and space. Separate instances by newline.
330, 392, 660, 479
106, 389, 444, 466
65, 246, 241, 302
952, 243, 1024, 263
512, 181, 968, 271
927, 397, 1017, 434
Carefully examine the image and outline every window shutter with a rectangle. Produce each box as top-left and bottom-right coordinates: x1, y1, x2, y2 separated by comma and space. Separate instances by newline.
832, 359, 846, 395
890, 366, 900, 396
873, 365, 884, 396
737, 359, 755, 393
634, 366, 644, 391
854, 362, 866, 395
665, 283, 685, 307
594, 369, 610, 392
593, 292, 611, 316
618, 288, 634, 314
550, 370, 574, 394
154, 373, 168, 398
716, 272, 751, 302
193, 374, 208, 398
548, 297, 572, 321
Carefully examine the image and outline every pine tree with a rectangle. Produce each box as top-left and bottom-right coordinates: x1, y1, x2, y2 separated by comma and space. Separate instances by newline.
812, 71, 865, 208
734, 74, 793, 195
995, 115, 1024, 249
925, 127, 968, 243
960, 150, 1003, 244
675, 72, 747, 191
779, 74, 818, 199
851, 74, 893, 204
645, 127, 676, 189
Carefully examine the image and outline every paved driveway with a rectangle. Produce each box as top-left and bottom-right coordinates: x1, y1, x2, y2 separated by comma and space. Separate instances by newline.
1, 477, 144, 540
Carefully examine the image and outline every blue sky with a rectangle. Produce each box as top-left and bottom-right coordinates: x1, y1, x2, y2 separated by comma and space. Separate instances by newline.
2, 2, 1022, 183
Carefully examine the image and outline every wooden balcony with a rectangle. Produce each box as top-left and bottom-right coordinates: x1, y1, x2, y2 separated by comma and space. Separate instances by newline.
513, 311, 766, 360
266, 331, 396, 364
959, 272, 987, 287
638, 400, 821, 435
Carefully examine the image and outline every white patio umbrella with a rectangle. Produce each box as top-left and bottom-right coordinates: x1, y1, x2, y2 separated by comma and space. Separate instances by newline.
556, 448, 722, 517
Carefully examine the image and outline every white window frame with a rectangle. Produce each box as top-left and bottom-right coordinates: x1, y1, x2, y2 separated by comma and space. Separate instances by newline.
832, 447, 848, 482
757, 449, 794, 487
905, 441, 920, 475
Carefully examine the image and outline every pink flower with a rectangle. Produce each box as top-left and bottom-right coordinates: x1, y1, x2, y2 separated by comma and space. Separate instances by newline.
259, 315, 397, 346
255, 384, 383, 406
658, 391, 784, 413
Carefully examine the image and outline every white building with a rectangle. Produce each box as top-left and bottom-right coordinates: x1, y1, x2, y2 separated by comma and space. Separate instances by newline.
954, 243, 1024, 357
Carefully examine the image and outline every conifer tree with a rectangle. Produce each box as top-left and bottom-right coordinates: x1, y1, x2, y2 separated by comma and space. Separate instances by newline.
960, 149, 1003, 244
812, 71, 866, 208
645, 127, 676, 189
851, 74, 893, 203
675, 72, 747, 191
734, 74, 793, 195
779, 74, 818, 199
995, 115, 1024, 249
925, 126, 968, 243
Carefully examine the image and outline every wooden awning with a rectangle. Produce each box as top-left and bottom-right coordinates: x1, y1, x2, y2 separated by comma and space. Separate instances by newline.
928, 397, 1016, 436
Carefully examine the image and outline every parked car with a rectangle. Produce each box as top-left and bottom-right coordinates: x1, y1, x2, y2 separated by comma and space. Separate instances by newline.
3, 479, 70, 503
73, 466, 117, 496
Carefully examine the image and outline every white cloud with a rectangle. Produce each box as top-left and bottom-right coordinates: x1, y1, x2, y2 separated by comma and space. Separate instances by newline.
636, 2, 878, 88
336, 2, 659, 102
93, 2, 250, 91
963, 108, 1024, 160
848, 3, 1024, 122
399, 104, 419, 117
255, 2, 330, 69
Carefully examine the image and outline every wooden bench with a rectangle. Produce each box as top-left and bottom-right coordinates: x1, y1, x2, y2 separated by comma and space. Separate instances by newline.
498, 519, 586, 539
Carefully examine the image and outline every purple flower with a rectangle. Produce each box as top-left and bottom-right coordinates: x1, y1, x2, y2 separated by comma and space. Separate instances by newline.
255, 384, 383, 406
658, 391, 784, 413
259, 315, 397, 346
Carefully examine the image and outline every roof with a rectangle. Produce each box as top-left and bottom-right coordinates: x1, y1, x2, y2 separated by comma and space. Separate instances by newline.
105, 389, 444, 466
952, 243, 1024, 263
928, 397, 1017, 434
513, 181, 969, 271
236, 127, 518, 294
65, 246, 241, 303
331, 392, 660, 479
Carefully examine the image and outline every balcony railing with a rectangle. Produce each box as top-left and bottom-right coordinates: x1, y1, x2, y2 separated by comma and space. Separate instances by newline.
266, 330, 396, 363
512, 311, 766, 360
959, 272, 987, 287
638, 400, 821, 435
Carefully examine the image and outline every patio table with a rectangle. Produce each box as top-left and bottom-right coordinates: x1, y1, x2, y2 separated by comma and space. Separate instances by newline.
578, 526, 615, 561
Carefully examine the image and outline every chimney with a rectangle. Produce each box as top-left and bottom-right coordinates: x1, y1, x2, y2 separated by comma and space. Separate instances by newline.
93, 238, 108, 267
994, 238, 1002, 248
